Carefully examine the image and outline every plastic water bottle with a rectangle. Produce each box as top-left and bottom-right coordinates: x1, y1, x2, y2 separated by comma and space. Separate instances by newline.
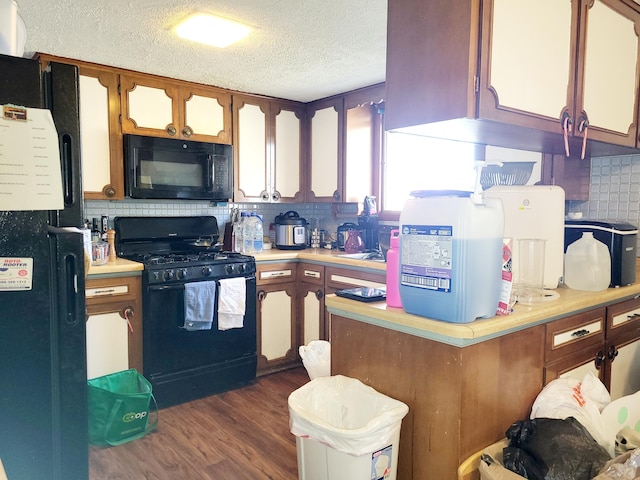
242, 213, 256, 255
235, 212, 247, 253
564, 232, 611, 291
253, 214, 264, 254
386, 229, 403, 308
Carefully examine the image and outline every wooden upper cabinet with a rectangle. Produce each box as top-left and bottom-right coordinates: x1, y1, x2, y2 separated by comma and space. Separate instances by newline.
120, 74, 231, 144
482, 0, 640, 149
385, 0, 640, 155
37, 55, 124, 200
77, 66, 124, 200
575, 0, 640, 147
307, 97, 344, 202
233, 95, 304, 202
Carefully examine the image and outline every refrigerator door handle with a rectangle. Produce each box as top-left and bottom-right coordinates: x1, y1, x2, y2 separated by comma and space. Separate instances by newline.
60, 133, 75, 208
49, 226, 85, 326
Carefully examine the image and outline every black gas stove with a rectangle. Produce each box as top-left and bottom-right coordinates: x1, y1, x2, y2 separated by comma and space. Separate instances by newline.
113, 216, 257, 408
129, 251, 256, 285
115, 216, 256, 284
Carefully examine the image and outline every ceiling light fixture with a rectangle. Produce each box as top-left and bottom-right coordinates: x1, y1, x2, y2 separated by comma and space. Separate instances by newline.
175, 14, 251, 48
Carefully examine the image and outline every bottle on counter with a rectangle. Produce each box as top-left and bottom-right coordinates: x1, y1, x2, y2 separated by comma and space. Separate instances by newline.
564, 232, 611, 291
253, 214, 264, 254
235, 212, 248, 253
242, 212, 256, 255
386, 229, 403, 308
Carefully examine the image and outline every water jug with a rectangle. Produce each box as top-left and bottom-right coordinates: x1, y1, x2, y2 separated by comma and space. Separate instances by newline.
399, 190, 504, 323
564, 232, 611, 291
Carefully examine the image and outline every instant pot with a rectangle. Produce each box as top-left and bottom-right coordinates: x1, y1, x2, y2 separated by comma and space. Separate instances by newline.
274, 211, 308, 250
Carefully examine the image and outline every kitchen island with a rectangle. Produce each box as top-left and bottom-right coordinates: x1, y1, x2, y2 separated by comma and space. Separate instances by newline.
87, 250, 640, 479
325, 262, 640, 480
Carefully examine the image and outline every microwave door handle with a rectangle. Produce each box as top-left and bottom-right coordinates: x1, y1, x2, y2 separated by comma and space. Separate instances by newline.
205, 155, 214, 192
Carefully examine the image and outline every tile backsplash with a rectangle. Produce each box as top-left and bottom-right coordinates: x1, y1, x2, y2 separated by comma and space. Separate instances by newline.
84, 199, 360, 245
86, 153, 640, 254
582, 154, 640, 255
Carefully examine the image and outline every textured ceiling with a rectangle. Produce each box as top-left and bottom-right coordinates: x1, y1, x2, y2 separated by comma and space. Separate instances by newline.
15, 0, 388, 102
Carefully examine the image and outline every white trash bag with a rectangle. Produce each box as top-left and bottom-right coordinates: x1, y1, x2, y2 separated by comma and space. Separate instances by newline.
299, 340, 330, 379
530, 371, 612, 455
288, 375, 409, 457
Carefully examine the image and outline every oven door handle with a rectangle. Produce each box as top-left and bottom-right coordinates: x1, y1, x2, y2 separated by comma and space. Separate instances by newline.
148, 284, 189, 292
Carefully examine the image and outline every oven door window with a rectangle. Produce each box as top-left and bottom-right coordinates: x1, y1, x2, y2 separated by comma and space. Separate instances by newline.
144, 278, 257, 376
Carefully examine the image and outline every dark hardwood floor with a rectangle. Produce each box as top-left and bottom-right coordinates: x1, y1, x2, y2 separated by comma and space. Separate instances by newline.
90, 367, 309, 480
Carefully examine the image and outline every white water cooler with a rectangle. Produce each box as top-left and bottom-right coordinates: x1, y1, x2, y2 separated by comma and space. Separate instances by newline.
484, 185, 565, 289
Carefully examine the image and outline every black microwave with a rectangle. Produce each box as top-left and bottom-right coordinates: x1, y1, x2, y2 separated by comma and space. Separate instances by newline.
124, 134, 233, 201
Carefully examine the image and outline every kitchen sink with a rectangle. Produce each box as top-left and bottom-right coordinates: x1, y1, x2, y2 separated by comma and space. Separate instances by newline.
337, 252, 386, 262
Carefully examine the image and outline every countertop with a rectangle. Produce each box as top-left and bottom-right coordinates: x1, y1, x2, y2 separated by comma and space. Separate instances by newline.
86, 257, 144, 277
325, 261, 640, 346
86, 247, 387, 278
88, 250, 640, 348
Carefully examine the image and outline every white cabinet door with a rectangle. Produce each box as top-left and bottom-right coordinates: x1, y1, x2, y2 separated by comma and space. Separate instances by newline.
78, 67, 123, 200
489, 0, 572, 119
260, 290, 293, 361
126, 83, 175, 132
86, 312, 129, 379
310, 105, 340, 200
301, 288, 321, 346
580, 0, 639, 136
79, 75, 113, 195
236, 101, 268, 200
274, 108, 302, 200
609, 338, 640, 400
183, 92, 226, 139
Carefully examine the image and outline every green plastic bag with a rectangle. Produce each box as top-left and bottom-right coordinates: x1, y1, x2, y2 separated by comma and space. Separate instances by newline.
88, 369, 158, 446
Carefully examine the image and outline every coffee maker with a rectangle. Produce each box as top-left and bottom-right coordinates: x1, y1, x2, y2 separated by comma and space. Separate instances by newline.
358, 196, 379, 251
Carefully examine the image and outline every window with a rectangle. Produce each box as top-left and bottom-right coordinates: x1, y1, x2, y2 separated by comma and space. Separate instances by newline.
382, 132, 477, 212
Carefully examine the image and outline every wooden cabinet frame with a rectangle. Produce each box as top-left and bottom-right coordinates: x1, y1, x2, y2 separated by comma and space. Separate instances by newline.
85, 276, 143, 373
256, 263, 298, 375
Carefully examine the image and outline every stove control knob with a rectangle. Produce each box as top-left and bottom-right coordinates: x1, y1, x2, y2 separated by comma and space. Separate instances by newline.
237, 263, 246, 274
163, 270, 175, 281
225, 264, 234, 275
176, 268, 187, 280
202, 266, 212, 277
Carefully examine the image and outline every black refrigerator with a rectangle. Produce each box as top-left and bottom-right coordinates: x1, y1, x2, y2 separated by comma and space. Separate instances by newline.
0, 54, 88, 479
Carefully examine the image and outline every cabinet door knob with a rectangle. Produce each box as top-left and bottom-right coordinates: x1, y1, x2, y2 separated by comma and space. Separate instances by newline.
315, 289, 324, 300
103, 185, 117, 198
608, 345, 619, 361
166, 125, 177, 136
261, 191, 270, 201
119, 306, 135, 333
182, 126, 193, 138
272, 191, 281, 201
560, 110, 573, 157
257, 290, 267, 301
333, 190, 341, 201
595, 350, 605, 369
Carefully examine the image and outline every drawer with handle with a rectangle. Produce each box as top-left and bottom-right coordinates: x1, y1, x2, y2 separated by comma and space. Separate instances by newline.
256, 263, 297, 285
545, 308, 606, 363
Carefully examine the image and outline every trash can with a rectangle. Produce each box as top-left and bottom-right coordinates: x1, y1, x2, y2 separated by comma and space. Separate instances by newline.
87, 369, 158, 446
288, 375, 409, 480
299, 340, 331, 379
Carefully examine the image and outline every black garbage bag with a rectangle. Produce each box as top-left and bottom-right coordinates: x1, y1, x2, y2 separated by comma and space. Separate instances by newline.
503, 417, 611, 480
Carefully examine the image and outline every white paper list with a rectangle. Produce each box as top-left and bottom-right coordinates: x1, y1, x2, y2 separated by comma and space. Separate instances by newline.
0, 105, 63, 211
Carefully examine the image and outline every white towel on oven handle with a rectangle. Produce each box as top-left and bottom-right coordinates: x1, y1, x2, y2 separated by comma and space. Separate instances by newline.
218, 277, 246, 331
183, 281, 216, 331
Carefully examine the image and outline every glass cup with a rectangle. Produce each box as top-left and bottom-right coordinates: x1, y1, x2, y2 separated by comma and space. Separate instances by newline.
515, 238, 546, 305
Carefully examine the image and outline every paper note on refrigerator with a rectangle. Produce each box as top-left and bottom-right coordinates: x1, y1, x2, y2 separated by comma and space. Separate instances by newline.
0, 105, 63, 210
